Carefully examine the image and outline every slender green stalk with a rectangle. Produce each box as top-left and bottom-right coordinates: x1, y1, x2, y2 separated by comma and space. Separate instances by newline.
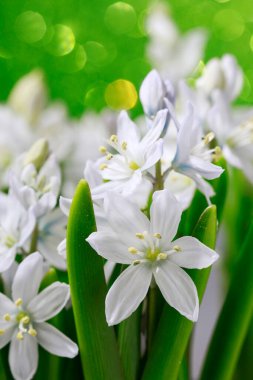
142, 205, 217, 380
67, 180, 124, 380
200, 221, 253, 380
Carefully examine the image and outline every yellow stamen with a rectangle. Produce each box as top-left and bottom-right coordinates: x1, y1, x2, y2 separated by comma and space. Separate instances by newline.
203, 132, 215, 144
133, 260, 141, 265
153, 233, 162, 239
3, 313, 11, 321
21, 316, 30, 324
15, 298, 23, 307
28, 328, 37, 337
110, 134, 118, 143
157, 253, 168, 260
173, 245, 182, 252
106, 154, 113, 160
128, 247, 138, 254
16, 331, 24, 340
136, 233, 145, 239
121, 141, 127, 150
0, 329, 5, 335
129, 161, 140, 170
99, 163, 107, 171
99, 146, 107, 153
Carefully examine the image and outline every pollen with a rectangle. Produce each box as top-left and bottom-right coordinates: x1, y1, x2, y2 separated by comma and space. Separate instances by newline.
15, 298, 23, 307
129, 161, 140, 171
110, 134, 118, 143
128, 247, 138, 254
16, 331, 24, 340
99, 146, 107, 154
133, 260, 141, 265
99, 163, 108, 170
157, 253, 168, 260
136, 233, 145, 239
121, 141, 127, 150
3, 313, 11, 321
173, 245, 182, 252
106, 153, 113, 160
21, 316, 30, 324
153, 233, 162, 239
28, 328, 37, 337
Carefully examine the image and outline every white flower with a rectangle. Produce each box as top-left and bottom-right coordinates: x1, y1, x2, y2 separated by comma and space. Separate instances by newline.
208, 93, 253, 183
170, 103, 224, 201
0, 194, 35, 273
139, 69, 174, 120
8, 70, 47, 126
146, 3, 207, 83
0, 106, 32, 187
92, 109, 167, 199
10, 153, 61, 218
37, 208, 67, 270
87, 190, 219, 325
0, 252, 78, 380
196, 54, 243, 101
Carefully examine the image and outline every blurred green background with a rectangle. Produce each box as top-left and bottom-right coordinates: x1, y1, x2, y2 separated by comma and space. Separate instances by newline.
0, 0, 253, 117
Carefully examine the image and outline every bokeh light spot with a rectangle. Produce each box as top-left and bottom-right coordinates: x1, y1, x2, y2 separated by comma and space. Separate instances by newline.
105, 2, 137, 34
84, 82, 107, 109
46, 24, 75, 56
84, 41, 108, 65
55, 44, 87, 73
214, 10, 245, 41
214, 0, 231, 3
15, 11, 47, 44
105, 79, 137, 110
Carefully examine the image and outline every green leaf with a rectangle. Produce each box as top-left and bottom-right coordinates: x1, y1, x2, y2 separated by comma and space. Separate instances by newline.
118, 307, 141, 380
67, 180, 124, 380
200, 221, 253, 380
142, 205, 217, 380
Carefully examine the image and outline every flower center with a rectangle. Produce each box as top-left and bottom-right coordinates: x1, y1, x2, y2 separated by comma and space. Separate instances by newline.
128, 161, 140, 170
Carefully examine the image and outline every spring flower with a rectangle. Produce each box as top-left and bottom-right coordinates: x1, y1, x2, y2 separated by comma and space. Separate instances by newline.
196, 54, 243, 102
146, 3, 207, 83
0, 194, 35, 273
87, 190, 219, 325
9, 140, 61, 217
92, 109, 167, 198
169, 103, 224, 201
139, 69, 174, 121
0, 252, 78, 380
208, 93, 253, 183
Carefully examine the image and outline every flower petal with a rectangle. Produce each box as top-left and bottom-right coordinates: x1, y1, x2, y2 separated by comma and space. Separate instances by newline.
36, 322, 78, 358
9, 333, 38, 380
106, 263, 152, 325
117, 111, 140, 144
104, 192, 150, 247
169, 236, 219, 269
141, 109, 168, 148
12, 252, 44, 306
87, 231, 133, 264
153, 261, 199, 321
150, 189, 182, 246
142, 139, 163, 171
27, 282, 70, 322
139, 70, 164, 117
0, 326, 15, 349
0, 292, 16, 316
59, 196, 72, 217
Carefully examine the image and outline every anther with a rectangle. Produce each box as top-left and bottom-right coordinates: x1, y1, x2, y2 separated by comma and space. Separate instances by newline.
28, 328, 37, 337
106, 154, 113, 160
15, 298, 23, 307
16, 331, 24, 340
0, 329, 5, 335
136, 233, 145, 239
3, 313, 11, 321
110, 134, 118, 143
153, 233, 162, 239
21, 316, 30, 324
121, 141, 127, 150
133, 260, 141, 266
128, 247, 138, 254
157, 253, 168, 260
203, 132, 215, 144
173, 245, 182, 252
99, 163, 107, 171
99, 146, 107, 154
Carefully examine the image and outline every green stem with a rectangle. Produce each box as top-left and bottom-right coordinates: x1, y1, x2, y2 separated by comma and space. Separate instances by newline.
30, 224, 39, 253
200, 221, 253, 380
154, 160, 163, 191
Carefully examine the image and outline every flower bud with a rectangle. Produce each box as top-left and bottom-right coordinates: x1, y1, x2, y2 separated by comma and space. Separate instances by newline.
24, 138, 49, 171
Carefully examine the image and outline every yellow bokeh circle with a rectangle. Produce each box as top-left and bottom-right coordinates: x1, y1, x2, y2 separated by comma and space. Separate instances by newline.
105, 79, 138, 110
